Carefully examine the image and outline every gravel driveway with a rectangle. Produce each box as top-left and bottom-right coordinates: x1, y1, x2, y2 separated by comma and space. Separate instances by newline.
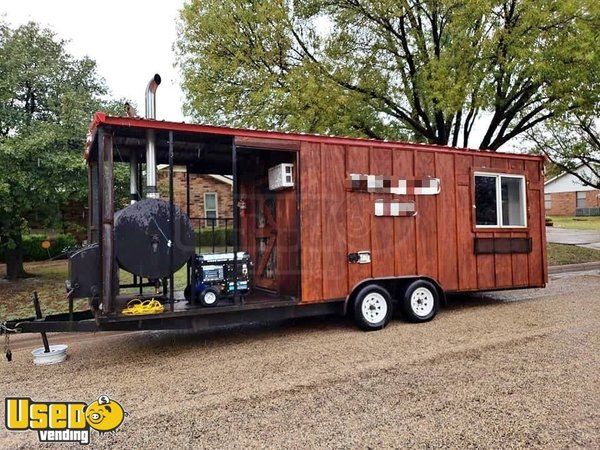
1, 271, 599, 449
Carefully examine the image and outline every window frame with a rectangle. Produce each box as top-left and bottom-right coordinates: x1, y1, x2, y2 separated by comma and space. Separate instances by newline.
576, 191, 586, 209
544, 193, 552, 210
473, 171, 528, 229
203, 192, 219, 227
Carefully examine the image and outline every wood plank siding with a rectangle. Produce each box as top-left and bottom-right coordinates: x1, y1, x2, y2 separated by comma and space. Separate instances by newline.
299, 142, 546, 302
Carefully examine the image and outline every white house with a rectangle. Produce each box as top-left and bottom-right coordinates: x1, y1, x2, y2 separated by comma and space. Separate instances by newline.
544, 165, 600, 216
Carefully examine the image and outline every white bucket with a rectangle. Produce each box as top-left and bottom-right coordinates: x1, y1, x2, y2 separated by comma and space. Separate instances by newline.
32, 344, 68, 365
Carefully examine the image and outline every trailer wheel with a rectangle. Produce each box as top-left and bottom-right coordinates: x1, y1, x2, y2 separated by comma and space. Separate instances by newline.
353, 285, 392, 331
401, 280, 439, 322
200, 287, 219, 307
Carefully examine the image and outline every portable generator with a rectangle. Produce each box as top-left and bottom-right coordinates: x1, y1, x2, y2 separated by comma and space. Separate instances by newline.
185, 252, 252, 306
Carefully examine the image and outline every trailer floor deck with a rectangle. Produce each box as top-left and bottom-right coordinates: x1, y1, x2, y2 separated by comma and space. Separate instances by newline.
104, 289, 298, 323
6, 291, 341, 333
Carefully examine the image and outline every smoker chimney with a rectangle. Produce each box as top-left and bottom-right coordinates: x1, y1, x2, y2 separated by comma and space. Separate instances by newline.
145, 74, 161, 199
129, 149, 139, 204
145, 74, 161, 119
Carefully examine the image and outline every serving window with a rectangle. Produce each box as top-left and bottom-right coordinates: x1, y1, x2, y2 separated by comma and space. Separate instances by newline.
474, 172, 527, 228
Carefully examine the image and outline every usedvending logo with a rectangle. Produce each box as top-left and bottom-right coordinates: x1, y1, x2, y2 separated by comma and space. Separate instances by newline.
5, 395, 126, 445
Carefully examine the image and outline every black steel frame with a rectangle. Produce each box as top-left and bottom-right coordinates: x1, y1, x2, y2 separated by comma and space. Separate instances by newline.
4, 300, 344, 333
168, 130, 175, 312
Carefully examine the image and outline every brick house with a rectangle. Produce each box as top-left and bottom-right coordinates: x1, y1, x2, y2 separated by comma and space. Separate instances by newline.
544, 165, 600, 216
158, 166, 233, 227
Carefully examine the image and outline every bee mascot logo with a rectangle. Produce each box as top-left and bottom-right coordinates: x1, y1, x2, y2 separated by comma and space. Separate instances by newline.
5, 395, 126, 445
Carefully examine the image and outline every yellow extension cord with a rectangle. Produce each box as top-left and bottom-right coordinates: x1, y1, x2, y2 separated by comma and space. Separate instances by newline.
121, 298, 165, 316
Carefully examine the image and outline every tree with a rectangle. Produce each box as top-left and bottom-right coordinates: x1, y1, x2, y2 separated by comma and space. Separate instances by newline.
176, 0, 598, 149
529, 113, 599, 189
0, 22, 117, 279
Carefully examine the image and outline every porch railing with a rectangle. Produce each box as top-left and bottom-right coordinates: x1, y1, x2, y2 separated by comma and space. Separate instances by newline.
188, 216, 235, 254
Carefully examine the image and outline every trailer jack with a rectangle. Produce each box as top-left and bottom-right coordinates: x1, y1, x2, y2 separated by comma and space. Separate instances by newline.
1, 290, 78, 363
1, 291, 51, 363
32, 291, 51, 354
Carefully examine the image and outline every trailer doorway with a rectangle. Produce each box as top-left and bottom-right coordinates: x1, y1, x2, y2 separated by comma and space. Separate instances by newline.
178, 141, 300, 304
237, 147, 300, 302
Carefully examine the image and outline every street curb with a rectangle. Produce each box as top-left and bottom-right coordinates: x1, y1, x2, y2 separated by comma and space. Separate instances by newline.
548, 261, 600, 274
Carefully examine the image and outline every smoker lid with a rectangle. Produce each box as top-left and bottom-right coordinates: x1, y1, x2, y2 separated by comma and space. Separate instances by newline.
114, 199, 195, 279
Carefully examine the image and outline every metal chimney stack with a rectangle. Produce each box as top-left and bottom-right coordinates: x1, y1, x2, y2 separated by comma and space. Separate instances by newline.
129, 150, 138, 204
145, 73, 161, 199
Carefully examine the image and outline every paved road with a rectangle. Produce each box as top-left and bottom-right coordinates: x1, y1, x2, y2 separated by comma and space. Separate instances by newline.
546, 226, 600, 249
1, 271, 599, 449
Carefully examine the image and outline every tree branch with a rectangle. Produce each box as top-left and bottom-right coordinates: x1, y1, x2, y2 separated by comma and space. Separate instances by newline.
288, 22, 433, 138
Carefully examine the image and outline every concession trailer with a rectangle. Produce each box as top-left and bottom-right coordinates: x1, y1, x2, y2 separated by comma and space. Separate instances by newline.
2, 75, 547, 343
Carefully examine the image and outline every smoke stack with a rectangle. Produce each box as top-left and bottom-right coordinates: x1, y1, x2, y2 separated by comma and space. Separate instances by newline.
145, 74, 161, 119
129, 150, 139, 204
145, 74, 161, 199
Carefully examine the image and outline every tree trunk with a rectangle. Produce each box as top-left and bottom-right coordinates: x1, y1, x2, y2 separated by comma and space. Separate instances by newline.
5, 233, 27, 280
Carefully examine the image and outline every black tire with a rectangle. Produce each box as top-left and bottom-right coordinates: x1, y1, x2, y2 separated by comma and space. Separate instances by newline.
401, 279, 439, 323
200, 287, 220, 307
353, 284, 392, 331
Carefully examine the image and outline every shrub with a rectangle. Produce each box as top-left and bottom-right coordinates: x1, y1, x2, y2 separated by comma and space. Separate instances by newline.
0, 234, 78, 262
195, 227, 234, 248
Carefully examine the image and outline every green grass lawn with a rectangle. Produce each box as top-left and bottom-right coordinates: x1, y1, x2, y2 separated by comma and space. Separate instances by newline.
0, 261, 84, 321
547, 216, 600, 231
0, 246, 231, 321
0, 260, 190, 321
547, 243, 600, 266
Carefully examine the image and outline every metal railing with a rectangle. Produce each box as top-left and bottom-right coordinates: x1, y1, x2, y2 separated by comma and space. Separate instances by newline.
189, 217, 235, 254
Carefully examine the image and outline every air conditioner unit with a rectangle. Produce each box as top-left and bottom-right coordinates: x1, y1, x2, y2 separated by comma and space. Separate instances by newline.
268, 163, 294, 191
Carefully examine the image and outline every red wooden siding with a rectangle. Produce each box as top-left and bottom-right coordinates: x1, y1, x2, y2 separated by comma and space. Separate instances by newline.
320, 144, 348, 299
414, 151, 439, 280
525, 159, 545, 287
435, 152, 458, 291
392, 149, 417, 276
92, 117, 546, 304
370, 147, 395, 278
299, 142, 323, 302
455, 154, 478, 290
299, 142, 546, 303
346, 146, 371, 291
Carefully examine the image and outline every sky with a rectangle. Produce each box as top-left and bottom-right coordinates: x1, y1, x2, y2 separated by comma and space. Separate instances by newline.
1, 1, 517, 151
2, 0, 187, 121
